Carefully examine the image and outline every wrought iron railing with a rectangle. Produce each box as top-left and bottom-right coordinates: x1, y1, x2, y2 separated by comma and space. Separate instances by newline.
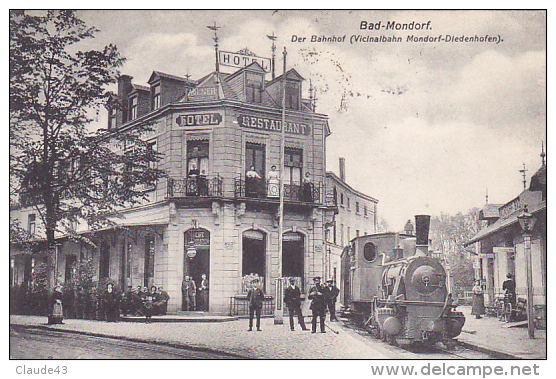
229, 295, 275, 316
234, 177, 322, 203
167, 175, 223, 198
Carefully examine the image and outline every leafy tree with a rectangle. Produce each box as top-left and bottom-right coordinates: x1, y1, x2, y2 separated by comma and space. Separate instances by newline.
10, 10, 165, 250
429, 209, 481, 296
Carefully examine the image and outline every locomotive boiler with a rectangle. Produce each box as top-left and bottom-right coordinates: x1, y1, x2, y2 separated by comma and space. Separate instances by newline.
340, 215, 465, 345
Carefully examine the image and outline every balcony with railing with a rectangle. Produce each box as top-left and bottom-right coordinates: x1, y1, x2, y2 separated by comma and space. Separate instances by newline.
167, 175, 223, 198
234, 176, 322, 204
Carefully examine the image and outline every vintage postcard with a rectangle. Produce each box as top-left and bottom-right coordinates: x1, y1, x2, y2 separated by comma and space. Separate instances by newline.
9, 8, 546, 375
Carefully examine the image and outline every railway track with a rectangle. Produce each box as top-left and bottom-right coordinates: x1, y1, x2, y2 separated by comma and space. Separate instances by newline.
339, 317, 497, 359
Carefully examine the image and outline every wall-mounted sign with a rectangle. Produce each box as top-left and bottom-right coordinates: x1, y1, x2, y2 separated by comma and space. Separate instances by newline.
493, 247, 515, 254
219, 50, 271, 72
478, 253, 494, 259
187, 86, 219, 102
237, 114, 311, 136
185, 229, 210, 247
176, 113, 222, 127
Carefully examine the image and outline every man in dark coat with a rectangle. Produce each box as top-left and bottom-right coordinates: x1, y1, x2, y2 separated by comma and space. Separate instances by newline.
103, 283, 120, 322
308, 277, 326, 333
247, 278, 265, 331
182, 275, 197, 311
324, 279, 340, 321
284, 278, 308, 331
502, 273, 517, 305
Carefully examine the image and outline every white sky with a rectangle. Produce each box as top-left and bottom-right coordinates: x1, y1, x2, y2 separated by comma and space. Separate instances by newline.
75, 9, 546, 230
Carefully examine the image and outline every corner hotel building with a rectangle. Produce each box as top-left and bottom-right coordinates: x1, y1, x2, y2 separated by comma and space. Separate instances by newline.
10, 58, 336, 314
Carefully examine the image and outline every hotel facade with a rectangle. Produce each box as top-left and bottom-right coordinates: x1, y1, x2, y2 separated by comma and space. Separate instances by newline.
10, 58, 336, 315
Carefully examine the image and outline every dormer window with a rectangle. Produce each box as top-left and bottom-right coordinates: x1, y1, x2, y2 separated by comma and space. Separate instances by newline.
129, 96, 138, 120
152, 84, 161, 110
286, 81, 300, 110
246, 72, 263, 104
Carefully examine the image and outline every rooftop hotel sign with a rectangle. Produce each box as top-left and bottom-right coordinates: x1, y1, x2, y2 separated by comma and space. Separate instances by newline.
237, 114, 311, 136
219, 51, 271, 72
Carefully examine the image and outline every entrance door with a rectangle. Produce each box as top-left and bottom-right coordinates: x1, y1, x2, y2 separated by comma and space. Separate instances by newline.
184, 229, 210, 310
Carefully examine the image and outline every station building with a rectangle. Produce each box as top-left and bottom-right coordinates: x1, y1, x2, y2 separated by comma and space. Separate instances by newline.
465, 154, 546, 323
10, 59, 335, 314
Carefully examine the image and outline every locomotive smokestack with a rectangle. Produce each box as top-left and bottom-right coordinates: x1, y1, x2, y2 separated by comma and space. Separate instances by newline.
414, 215, 431, 256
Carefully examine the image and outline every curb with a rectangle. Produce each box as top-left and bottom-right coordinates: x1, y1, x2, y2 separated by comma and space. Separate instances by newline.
457, 340, 520, 360
10, 323, 250, 359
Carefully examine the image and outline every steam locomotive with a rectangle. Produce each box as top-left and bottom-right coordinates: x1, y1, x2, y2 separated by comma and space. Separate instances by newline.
340, 215, 465, 345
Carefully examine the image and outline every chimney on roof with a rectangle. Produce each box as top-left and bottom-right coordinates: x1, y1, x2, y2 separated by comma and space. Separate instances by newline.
339, 157, 346, 182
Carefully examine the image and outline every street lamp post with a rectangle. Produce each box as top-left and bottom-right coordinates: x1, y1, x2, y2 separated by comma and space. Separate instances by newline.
517, 206, 536, 339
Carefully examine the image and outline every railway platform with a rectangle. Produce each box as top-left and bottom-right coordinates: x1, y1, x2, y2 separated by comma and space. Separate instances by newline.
457, 305, 546, 359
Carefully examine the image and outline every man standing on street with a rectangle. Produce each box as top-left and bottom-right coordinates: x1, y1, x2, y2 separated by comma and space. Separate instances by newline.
284, 278, 308, 331
308, 277, 326, 333
325, 279, 340, 321
181, 275, 197, 311
247, 278, 265, 331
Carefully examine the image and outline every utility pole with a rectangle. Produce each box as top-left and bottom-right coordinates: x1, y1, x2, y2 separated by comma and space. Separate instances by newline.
274, 47, 287, 325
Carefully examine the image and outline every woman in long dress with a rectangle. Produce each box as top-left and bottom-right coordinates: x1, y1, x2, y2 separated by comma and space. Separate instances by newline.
267, 165, 280, 198
471, 280, 485, 319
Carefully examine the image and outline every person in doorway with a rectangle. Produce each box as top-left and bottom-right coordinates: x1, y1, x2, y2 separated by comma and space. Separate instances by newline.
502, 273, 516, 306
198, 273, 209, 312
267, 165, 280, 198
308, 277, 327, 333
182, 275, 197, 311
247, 278, 265, 331
324, 279, 340, 321
471, 280, 485, 319
284, 277, 308, 331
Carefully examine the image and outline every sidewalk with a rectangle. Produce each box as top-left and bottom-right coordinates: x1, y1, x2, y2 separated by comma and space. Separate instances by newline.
457, 306, 546, 359
10, 314, 397, 359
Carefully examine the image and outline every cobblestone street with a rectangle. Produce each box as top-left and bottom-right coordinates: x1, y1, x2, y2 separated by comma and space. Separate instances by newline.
10, 315, 396, 359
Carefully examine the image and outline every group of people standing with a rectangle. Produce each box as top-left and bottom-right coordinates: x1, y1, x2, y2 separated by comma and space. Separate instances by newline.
181, 273, 209, 312
47, 282, 170, 325
246, 276, 340, 333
